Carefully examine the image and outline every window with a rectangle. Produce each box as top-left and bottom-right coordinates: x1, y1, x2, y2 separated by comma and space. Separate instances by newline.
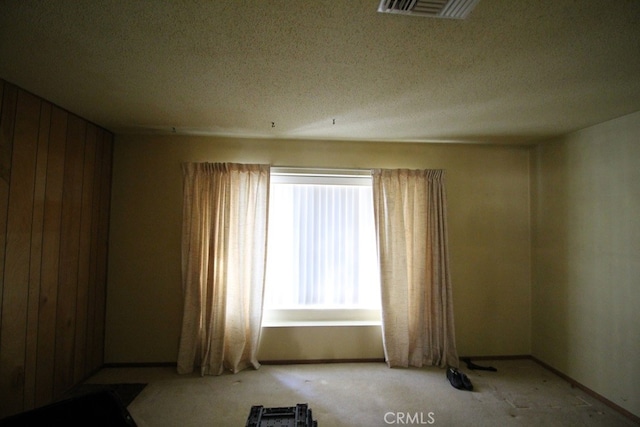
263, 168, 381, 326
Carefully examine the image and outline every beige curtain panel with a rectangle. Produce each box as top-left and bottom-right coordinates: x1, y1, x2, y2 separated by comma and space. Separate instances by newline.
372, 169, 459, 369
177, 163, 270, 375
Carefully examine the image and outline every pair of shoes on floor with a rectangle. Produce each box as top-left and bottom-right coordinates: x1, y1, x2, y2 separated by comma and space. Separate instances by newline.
446, 367, 473, 391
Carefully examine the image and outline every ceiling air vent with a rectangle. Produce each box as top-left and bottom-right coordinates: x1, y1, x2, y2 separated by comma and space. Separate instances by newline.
377, 0, 481, 19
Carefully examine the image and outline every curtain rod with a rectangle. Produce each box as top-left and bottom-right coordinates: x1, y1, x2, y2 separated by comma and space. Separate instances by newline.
270, 166, 372, 177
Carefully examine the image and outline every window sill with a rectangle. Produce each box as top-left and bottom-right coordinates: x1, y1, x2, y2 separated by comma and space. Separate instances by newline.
261, 320, 382, 328
261, 308, 381, 328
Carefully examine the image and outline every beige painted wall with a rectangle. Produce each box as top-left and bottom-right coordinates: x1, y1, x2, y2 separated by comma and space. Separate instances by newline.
105, 136, 531, 363
532, 111, 640, 417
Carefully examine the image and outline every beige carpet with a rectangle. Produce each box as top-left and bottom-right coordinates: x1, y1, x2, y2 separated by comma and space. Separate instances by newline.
86, 359, 636, 426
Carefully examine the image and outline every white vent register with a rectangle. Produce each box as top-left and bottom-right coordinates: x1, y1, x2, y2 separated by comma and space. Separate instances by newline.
377, 0, 481, 19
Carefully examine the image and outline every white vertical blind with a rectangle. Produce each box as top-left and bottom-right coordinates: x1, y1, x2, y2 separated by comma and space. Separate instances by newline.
265, 171, 380, 308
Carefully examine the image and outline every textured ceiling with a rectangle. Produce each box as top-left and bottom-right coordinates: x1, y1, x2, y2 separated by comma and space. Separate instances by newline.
1, 0, 640, 144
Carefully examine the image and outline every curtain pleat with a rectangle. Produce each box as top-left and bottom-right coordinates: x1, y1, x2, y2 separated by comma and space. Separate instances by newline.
372, 169, 459, 369
177, 162, 270, 375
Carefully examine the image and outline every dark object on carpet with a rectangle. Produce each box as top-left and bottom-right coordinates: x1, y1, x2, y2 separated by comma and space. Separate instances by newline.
447, 367, 473, 391
246, 403, 318, 427
63, 383, 147, 407
0, 390, 137, 426
461, 357, 498, 372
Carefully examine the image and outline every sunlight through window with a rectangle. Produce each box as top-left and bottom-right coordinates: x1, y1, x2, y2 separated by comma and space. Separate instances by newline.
264, 168, 381, 318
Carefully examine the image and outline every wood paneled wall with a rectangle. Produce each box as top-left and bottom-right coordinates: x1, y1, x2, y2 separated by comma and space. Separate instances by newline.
0, 80, 113, 418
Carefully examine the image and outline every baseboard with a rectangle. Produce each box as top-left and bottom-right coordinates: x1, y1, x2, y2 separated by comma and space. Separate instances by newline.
102, 362, 177, 368
103, 359, 386, 368
260, 358, 385, 365
99, 356, 519, 368
531, 357, 640, 424
459, 354, 531, 361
